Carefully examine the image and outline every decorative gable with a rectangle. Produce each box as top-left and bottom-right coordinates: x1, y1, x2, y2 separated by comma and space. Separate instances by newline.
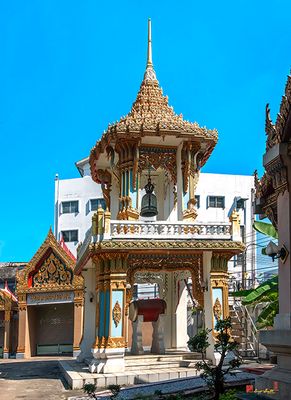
17, 228, 83, 294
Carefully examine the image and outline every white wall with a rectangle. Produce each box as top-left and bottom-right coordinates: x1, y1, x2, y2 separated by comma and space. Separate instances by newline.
54, 175, 103, 255
196, 173, 255, 283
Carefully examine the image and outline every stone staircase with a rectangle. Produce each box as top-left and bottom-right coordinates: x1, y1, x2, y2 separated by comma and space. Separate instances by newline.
125, 352, 202, 370
229, 300, 259, 359
59, 351, 202, 389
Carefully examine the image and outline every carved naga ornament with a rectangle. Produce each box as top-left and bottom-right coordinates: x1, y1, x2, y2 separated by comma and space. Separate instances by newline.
95, 169, 112, 211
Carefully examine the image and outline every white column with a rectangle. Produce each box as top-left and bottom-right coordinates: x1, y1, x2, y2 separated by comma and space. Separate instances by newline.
203, 251, 216, 363
151, 315, 166, 354
77, 266, 96, 362
176, 142, 183, 221
174, 279, 189, 350
131, 315, 144, 355
165, 273, 188, 350
164, 272, 172, 349
257, 190, 291, 395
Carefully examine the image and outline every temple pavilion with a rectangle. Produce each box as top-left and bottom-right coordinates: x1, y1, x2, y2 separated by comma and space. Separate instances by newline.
75, 19, 244, 373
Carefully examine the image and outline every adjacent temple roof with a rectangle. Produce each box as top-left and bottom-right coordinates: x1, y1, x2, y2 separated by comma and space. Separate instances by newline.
254, 72, 291, 229
265, 73, 291, 150
89, 19, 217, 169
0, 262, 26, 281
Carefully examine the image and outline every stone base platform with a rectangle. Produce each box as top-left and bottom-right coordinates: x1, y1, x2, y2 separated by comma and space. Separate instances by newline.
68, 372, 257, 400
59, 352, 202, 389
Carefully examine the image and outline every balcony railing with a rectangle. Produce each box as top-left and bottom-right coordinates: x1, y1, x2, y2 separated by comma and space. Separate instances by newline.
77, 212, 240, 262
110, 220, 232, 240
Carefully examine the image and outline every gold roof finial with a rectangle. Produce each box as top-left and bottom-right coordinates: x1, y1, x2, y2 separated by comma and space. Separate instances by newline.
147, 18, 153, 67
144, 18, 157, 81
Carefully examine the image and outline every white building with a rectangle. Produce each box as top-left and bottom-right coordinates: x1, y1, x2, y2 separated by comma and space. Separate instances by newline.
54, 159, 255, 288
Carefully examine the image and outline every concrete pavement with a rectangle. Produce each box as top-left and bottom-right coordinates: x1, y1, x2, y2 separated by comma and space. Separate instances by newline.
0, 358, 83, 400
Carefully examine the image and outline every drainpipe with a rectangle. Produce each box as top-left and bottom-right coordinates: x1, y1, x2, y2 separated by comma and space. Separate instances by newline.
54, 174, 60, 239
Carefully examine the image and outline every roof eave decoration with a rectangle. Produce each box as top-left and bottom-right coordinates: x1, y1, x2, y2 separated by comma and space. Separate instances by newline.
265, 73, 291, 151
0, 289, 18, 311
16, 228, 83, 293
74, 239, 244, 275
254, 73, 291, 228
89, 19, 218, 181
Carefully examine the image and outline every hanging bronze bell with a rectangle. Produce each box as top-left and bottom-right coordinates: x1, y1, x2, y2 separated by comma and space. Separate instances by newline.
140, 177, 158, 217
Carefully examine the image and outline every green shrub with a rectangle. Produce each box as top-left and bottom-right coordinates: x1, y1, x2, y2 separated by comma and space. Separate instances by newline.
83, 383, 97, 399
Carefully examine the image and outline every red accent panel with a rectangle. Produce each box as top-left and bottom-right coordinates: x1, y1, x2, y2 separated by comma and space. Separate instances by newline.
134, 299, 166, 322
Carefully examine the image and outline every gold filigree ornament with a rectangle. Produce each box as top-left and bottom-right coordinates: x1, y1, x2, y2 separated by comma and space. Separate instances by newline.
213, 297, 222, 321
112, 300, 122, 327
33, 252, 73, 287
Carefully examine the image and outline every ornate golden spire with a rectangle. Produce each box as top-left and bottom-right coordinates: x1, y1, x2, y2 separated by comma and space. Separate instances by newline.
144, 18, 157, 81
147, 18, 153, 67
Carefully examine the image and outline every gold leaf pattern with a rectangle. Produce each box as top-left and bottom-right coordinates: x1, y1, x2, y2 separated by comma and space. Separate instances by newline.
112, 300, 122, 327
33, 252, 73, 287
213, 297, 222, 321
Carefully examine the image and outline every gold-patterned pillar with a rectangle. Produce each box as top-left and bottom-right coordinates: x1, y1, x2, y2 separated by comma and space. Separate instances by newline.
203, 252, 230, 364
73, 289, 84, 357
16, 294, 27, 359
3, 309, 11, 359
90, 254, 128, 373
124, 286, 132, 350
210, 253, 230, 331
118, 169, 139, 220
182, 143, 199, 221
230, 210, 241, 241
103, 209, 111, 239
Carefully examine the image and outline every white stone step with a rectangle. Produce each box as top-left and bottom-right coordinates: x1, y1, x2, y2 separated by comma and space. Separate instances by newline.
125, 361, 183, 370
59, 360, 200, 390
125, 352, 201, 363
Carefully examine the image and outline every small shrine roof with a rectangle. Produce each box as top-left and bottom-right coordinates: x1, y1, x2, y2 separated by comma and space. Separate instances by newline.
17, 228, 83, 294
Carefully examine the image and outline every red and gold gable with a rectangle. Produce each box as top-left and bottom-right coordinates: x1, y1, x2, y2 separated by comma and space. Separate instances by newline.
17, 228, 83, 294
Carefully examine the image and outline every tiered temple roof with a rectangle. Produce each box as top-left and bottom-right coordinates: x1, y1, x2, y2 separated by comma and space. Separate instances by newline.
89, 19, 217, 171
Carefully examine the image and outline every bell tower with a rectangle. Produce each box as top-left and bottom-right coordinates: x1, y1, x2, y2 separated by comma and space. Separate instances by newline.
76, 19, 244, 375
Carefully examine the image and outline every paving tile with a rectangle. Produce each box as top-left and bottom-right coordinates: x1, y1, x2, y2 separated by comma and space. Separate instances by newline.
148, 373, 159, 383
186, 369, 197, 377
95, 376, 106, 388
157, 372, 170, 381
105, 375, 117, 386
169, 371, 179, 380
83, 377, 95, 385
115, 374, 129, 386
126, 372, 138, 385
136, 374, 149, 384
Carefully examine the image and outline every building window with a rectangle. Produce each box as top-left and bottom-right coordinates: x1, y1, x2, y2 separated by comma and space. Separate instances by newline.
207, 196, 225, 208
62, 201, 79, 214
90, 198, 106, 211
195, 195, 200, 208
61, 230, 78, 242
236, 253, 244, 266
240, 225, 245, 242
236, 198, 245, 210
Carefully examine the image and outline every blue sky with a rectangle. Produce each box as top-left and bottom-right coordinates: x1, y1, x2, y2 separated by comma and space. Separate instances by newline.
0, 0, 290, 261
